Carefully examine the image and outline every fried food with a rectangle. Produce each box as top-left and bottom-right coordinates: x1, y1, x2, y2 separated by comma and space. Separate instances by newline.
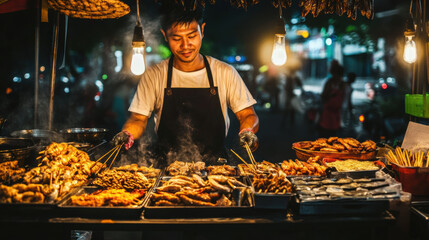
92, 169, 156, 191
252, 173, 293, 194
151, 174, 247, 207
166, 161, 206, 176
280, 158, 327, 176
71, 189, 145, 207
0, 161, 25, 185
296, 138, 376, 153
1, 142, 104, 203
207, 165, 236, 176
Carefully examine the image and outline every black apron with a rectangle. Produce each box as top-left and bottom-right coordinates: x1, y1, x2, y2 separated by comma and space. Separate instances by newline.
156, 55, 226, 165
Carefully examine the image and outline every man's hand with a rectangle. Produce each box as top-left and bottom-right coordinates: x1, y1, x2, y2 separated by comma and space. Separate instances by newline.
111, 131, 134, 150
239, 128, 259, 152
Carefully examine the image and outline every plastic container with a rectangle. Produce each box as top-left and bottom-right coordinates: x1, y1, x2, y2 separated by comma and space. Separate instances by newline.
405, 94, 429, 118
391, 163, 429, 196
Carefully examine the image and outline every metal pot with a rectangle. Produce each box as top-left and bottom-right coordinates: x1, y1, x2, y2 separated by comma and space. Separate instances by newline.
59, 128, 109, 143
10, 129, 60, 144
0, 137, 38, 163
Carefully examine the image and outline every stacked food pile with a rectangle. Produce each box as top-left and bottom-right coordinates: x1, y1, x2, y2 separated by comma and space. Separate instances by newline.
70, 164, 160, 207
296, 137, 376, 153
280, 157, 327, 176
238, 160, 279, 177
252, 173, 292, 194
0, 142, 104, 203
166, 161, 205, 176
150, 161, 247, 207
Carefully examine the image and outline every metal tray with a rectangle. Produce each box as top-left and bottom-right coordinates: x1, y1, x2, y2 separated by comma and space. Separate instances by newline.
143, 176, 254, 219
322, 158, 384, 179
296, 198, 389, 215
58, 186, 149, 219
0, 186, 80, 217
292, 142, 377, 161
245, 175, 295, 210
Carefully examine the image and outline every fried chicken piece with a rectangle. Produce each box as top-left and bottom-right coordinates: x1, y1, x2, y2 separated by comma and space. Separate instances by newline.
175, 191, 211, 202
178, 194, 215, 206
327, 137, 338, 144
343, 138, 361, 148
155, 200, 176, 206
361, 140, 376, 151
332, 143, 346, 151
152, 192, 181, 203
156, 184, 181, 193
337, 138, 352, 150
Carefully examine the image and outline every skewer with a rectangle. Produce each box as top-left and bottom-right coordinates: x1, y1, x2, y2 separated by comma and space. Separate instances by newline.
244, 142, 257, 166
108, 144, 123, 170
90, 145, 121, 169
93, 145, 120, 175
230, 149, 253, 171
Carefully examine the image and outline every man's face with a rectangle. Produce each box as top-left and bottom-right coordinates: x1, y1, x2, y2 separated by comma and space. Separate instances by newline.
162, 21, 205, 64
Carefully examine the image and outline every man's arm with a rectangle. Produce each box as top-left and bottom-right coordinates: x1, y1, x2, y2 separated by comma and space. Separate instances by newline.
235, 106, 259, 133
122, 112, 149, 139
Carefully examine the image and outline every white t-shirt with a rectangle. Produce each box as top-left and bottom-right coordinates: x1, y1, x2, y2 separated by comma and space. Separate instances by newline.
128, 56, 257, 136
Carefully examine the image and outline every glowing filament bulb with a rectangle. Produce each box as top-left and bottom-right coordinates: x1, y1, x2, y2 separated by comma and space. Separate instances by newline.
131, 47, 145, 75
271, 34, 287, 66
403, 36, 417, 64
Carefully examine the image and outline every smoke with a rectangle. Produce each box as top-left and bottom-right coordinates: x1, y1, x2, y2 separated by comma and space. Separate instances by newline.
113, 114, 215, 168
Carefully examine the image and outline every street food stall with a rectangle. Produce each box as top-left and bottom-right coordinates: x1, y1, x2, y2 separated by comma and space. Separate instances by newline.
0, 0, 428, 240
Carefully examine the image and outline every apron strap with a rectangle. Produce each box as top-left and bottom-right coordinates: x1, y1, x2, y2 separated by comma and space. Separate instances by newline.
202, 55, 217, 95
166, 56, 174, 96
166, 55, 217, 96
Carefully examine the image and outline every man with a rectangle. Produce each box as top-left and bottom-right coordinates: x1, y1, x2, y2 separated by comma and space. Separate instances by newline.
112, 4, 259, 165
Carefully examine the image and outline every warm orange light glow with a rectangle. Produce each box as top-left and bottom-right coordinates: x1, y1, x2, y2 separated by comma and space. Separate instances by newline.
359, 114, 365, 122
382, 83, 387, 89
6, 88, 12, 94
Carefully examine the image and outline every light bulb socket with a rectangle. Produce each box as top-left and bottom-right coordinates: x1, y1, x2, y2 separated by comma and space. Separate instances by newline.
132, 24, 145, 48
404, 16, 416, 37
274, 17, 286, 35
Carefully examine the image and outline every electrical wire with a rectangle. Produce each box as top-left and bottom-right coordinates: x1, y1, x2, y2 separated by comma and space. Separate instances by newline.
136, 0, 141, 25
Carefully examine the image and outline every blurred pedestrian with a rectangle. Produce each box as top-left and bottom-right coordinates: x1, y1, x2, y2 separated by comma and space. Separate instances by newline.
282, 68, 303, 126
342, 72, 356, 127
264, 64, 281, 112
318, 60, 345, 138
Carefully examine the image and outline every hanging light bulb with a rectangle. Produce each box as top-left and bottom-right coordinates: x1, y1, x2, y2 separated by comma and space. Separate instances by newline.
403, 15, 416, 64
271, 6, 287, 66
403, 36, 417, 64
272, 34, 287, 66
131, 0, 146, 75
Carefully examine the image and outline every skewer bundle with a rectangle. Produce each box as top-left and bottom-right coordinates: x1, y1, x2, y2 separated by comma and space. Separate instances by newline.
384, 147, 429, 167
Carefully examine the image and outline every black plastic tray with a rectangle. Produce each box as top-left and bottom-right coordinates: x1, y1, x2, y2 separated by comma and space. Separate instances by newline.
143, 176, 253, 219
297, 198, 389, 215
58, 186, 148, 220
253, 192, 294, 210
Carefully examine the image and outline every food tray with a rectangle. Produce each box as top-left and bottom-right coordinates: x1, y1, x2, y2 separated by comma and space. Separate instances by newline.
143, 176, 253, 219
292, 142, 376, 161
296, 198, 389, 215
323, 158, 384, 179
410, 201, 429, 239
245, 175, 294, 210
391, 163, 429, 196
0, 186, 80, 217
58, 186, 150, 219
253, 191, 294, 210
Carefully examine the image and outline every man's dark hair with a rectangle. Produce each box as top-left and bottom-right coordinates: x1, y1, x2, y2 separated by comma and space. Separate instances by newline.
159, 2, 204, 33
